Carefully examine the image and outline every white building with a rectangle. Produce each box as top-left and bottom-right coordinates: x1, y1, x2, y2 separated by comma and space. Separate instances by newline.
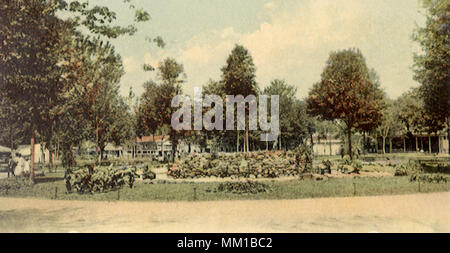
311, 134, 343, 156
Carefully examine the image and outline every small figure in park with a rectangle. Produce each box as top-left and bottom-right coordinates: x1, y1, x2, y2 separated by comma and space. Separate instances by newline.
7, 154, 19, 177
13, 154, 30, 176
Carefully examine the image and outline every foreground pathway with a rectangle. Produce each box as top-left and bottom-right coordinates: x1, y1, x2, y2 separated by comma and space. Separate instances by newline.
0, 192, 448, 232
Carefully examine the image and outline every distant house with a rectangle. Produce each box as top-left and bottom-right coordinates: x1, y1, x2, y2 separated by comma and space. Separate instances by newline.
16, 144, 50, 164
0, 145, 11, 164
311, 134, 343, 156
127, 135, 208, 160
127, 136, 172, 160
103, 143, 125, 158
376, 131, 449, 154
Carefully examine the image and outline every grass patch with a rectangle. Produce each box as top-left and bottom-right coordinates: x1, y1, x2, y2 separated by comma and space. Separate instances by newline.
0, 173, 448, 202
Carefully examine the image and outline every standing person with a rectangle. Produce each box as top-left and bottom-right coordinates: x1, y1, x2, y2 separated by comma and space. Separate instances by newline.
22, 157, 30, 175
15, 155, 24, 176
7, 154, 17, 177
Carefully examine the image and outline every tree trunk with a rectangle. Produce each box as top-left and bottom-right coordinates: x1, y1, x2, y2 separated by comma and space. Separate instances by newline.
55, 140, 59, 159
161, 136, 164, 160
30, 131, 35, 183
403, 137, 406, 153
279, 135, 282, 151
375, 136, 379, 154
347, 127, 353, 159
243, 131, 247, 153
42, 142, 46, 164
389, 137, 392, 153
51, 150, 54, 172
10, 127, 13, 155
236, 131, 239, 152
438, 135, 441, 154
382, 136, 386, 154
329, 134, 332, 156
246, 129, 249, 152
96, 124, 100, 164
171, 139, 177, 163
415, 136, 418, 152
447, 118, 450, 155
362, 132, 366, 154
428, 135, 431, 153
266, 134, 268, 151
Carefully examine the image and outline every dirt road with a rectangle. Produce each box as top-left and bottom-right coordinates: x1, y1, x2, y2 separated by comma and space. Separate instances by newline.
0, 192, 449, 232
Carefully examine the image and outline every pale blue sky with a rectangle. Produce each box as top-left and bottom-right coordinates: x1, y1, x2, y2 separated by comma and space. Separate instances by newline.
69, 0, 426, 99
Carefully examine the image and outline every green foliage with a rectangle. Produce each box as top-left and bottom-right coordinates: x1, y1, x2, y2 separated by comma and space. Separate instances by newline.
322, 160, 332, 169
143, 63, 155, 72
134, 8, 150, 22
66, 165, 140, 194
264, 80, 310, 149
409, 174, 448, 184
394, 161, 421, 176
320, 160, 332, 174
413, 0, 449, 133
0, 176, 33, 194
221, 45, 258, 97
0, 0, 154, 168
137, 58, 186, 162
377, 98, 404, 154
152, 36, 166, 48
221, 44, 258, 152
169, 146, 311, 179
0, 98, 29, 149
351, 159, 362, 172
342, 155, 352, 165
337, 156, 362, 174
56, 36, 133, 164
214, 181, 271, 194
396, 88, 432, 135
307, 48, 385, 158
0, 0, 71, 139
138, 165, 156, 180
294, 142, 313, 172
58, 0, 152, 39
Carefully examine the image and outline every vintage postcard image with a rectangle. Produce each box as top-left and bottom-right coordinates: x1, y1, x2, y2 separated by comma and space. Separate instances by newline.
0, 0, 449, 234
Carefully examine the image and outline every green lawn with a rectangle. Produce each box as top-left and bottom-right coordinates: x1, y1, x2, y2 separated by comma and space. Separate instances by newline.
0, 172, 448, 202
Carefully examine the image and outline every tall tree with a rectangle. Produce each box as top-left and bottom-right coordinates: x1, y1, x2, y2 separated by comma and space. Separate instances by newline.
376, 99, 403, 154
307, 48, 384, 159
0, 0, 155, 178
413, 0, 449, 153
75, 38, 128, 163
0, 0, 72, 181
397, 88, 432, 152
201, 79, 226, 149
138, 58, 186, 162
221, 45, 258, 152
0, 96, 30, 152
264, 79, 308, 150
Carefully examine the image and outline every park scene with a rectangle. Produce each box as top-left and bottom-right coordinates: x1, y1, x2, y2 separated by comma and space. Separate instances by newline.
0, 0, 449, 233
